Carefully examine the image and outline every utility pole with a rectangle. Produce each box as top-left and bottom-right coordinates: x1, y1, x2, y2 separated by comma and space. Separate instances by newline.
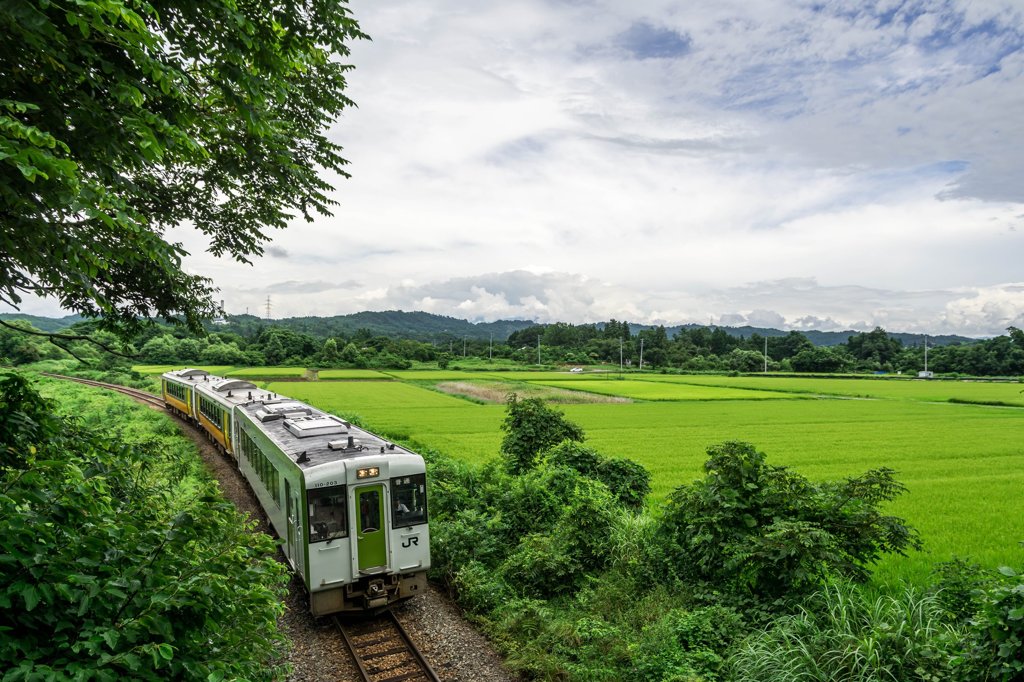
924, 336, 929, 373
619, 338, 623, 373
639, 338, 644, 371
463, 336, 466, 358
764, 336, 768, 373
489, 333, 492, 361
537, 336, 541, 365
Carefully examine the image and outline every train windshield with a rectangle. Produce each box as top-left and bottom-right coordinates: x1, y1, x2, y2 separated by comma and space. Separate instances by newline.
308, 485, 348, 543
390, 474, 427, 528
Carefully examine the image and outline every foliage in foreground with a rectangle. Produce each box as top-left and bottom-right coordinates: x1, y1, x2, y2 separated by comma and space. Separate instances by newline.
2, 0, 365, 338
0, 373, 290, 680
418, 396, 938, 680
728, 582, 966, 682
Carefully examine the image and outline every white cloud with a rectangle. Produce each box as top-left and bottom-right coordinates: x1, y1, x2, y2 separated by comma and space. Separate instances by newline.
6, 0, 1024, 338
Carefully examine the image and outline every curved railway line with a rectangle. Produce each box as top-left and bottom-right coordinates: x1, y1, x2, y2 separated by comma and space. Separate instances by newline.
40, 372, 445, 682
40, 372, 167, 408
336, 610, 441, 682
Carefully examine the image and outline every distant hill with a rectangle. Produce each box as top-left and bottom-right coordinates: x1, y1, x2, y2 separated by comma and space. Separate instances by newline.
5, 309, 977, 347
217, 311, 537, 342
0, 313, 86, 332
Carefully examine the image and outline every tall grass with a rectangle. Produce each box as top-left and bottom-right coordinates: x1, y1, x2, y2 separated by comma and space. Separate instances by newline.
728, 582, 965, 681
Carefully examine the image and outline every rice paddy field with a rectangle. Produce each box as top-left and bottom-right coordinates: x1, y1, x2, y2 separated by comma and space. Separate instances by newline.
267, 372, 1024, 584
133, 364, 235, 376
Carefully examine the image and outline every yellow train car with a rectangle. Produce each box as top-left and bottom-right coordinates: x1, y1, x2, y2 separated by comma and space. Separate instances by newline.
160, 368, 210, 420
193, 378, 259, 456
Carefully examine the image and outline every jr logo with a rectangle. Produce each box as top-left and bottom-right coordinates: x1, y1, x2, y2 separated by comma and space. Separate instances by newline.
401, 536, 419, 548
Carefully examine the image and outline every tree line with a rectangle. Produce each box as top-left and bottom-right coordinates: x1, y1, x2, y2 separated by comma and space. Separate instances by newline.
4, 316, 1024, 377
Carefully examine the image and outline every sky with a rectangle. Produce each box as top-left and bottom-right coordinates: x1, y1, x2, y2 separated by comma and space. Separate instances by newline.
14, 0, 1024, 336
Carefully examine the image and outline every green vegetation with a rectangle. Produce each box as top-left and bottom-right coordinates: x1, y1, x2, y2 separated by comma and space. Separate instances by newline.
1, 0, 364, 339
433, 379, 631, 404
0, 373, 289, 680
637, 373, 1024, 405
224, 366, 307, 379
422, 397, 1023, 681
533, 379, 799, 401
499, 395, 585, 474
318, 369, 393, 379
132, 364, 235, 376
269, 377, 1024, 582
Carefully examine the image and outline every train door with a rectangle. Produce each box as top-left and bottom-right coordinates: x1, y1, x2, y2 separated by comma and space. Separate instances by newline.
285, 480, 304, 575
355, 485, 386, 571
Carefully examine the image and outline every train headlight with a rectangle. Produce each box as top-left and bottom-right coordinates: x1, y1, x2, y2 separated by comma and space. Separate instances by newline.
357, 467, 380, 479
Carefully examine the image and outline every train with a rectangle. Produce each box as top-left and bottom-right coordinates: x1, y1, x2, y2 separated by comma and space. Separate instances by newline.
160, 368, 430, 615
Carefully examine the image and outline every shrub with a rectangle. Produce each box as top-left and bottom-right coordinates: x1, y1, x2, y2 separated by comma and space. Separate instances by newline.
657, 441, 921, 601
632, 605, 743, 682
452, 560, 512, 614
500, 393, 584, 474
0, 373, 289, 680
961, 565, 1024, 681
545, 440, 651, 510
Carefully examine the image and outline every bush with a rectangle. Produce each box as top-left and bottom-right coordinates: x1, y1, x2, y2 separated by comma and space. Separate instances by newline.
632, 606, 743, 682
500, 393, 584, 474
656, 441, 921, 601
0, 373, 290, 680
960, 565, 1024, 681
545, 440, 651, 510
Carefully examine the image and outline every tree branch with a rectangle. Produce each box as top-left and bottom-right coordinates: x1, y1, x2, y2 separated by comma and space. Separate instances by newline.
0, 319, 136, 359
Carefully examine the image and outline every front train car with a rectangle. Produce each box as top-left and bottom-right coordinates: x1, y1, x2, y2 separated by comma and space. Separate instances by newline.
234, 397, 430, 615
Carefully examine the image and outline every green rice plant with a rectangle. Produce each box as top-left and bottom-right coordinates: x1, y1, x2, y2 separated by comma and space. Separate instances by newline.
131, 364, 235, 376
316, 369, 392, 379
531, 379, 799, 401
728, 582, 967, 682
225, 366, 306, 378
637, 374, 1024, 405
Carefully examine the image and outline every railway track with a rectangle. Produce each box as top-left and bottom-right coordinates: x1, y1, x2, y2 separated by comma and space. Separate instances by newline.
40, 373, 166, 409
336, 609, 441, 682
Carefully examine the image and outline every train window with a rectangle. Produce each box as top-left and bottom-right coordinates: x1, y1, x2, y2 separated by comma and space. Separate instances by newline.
390, 474, 427, 528
358, 489, 380, 533
308, 485, 348, 543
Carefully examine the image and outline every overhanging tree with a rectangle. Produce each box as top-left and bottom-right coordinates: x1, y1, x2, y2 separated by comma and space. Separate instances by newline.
1, 0, 365, 339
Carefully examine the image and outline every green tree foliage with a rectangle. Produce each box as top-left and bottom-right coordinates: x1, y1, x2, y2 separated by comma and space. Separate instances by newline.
545, 440, 651, 510
0, 320, 68, 365
657, 441, 921, 601
847, 327, 903, 370
937, 561, 1024, 681
1, 0, 364, 337
790, 345, 852, 373
500, 393, 585, 474
0, 374, 290, 679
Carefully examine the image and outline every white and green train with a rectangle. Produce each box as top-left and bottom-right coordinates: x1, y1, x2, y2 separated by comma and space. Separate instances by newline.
161, 368, 430, 614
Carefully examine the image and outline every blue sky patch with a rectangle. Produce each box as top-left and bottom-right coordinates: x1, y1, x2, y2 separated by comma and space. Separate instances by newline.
617, 22, 692, 59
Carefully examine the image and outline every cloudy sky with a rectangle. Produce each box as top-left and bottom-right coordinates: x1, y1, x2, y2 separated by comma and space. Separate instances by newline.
17, 0, 1024, 335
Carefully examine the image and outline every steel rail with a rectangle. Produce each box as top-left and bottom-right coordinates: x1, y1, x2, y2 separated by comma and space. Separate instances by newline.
40, 373, 166, 408
335, 609, 441, 682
